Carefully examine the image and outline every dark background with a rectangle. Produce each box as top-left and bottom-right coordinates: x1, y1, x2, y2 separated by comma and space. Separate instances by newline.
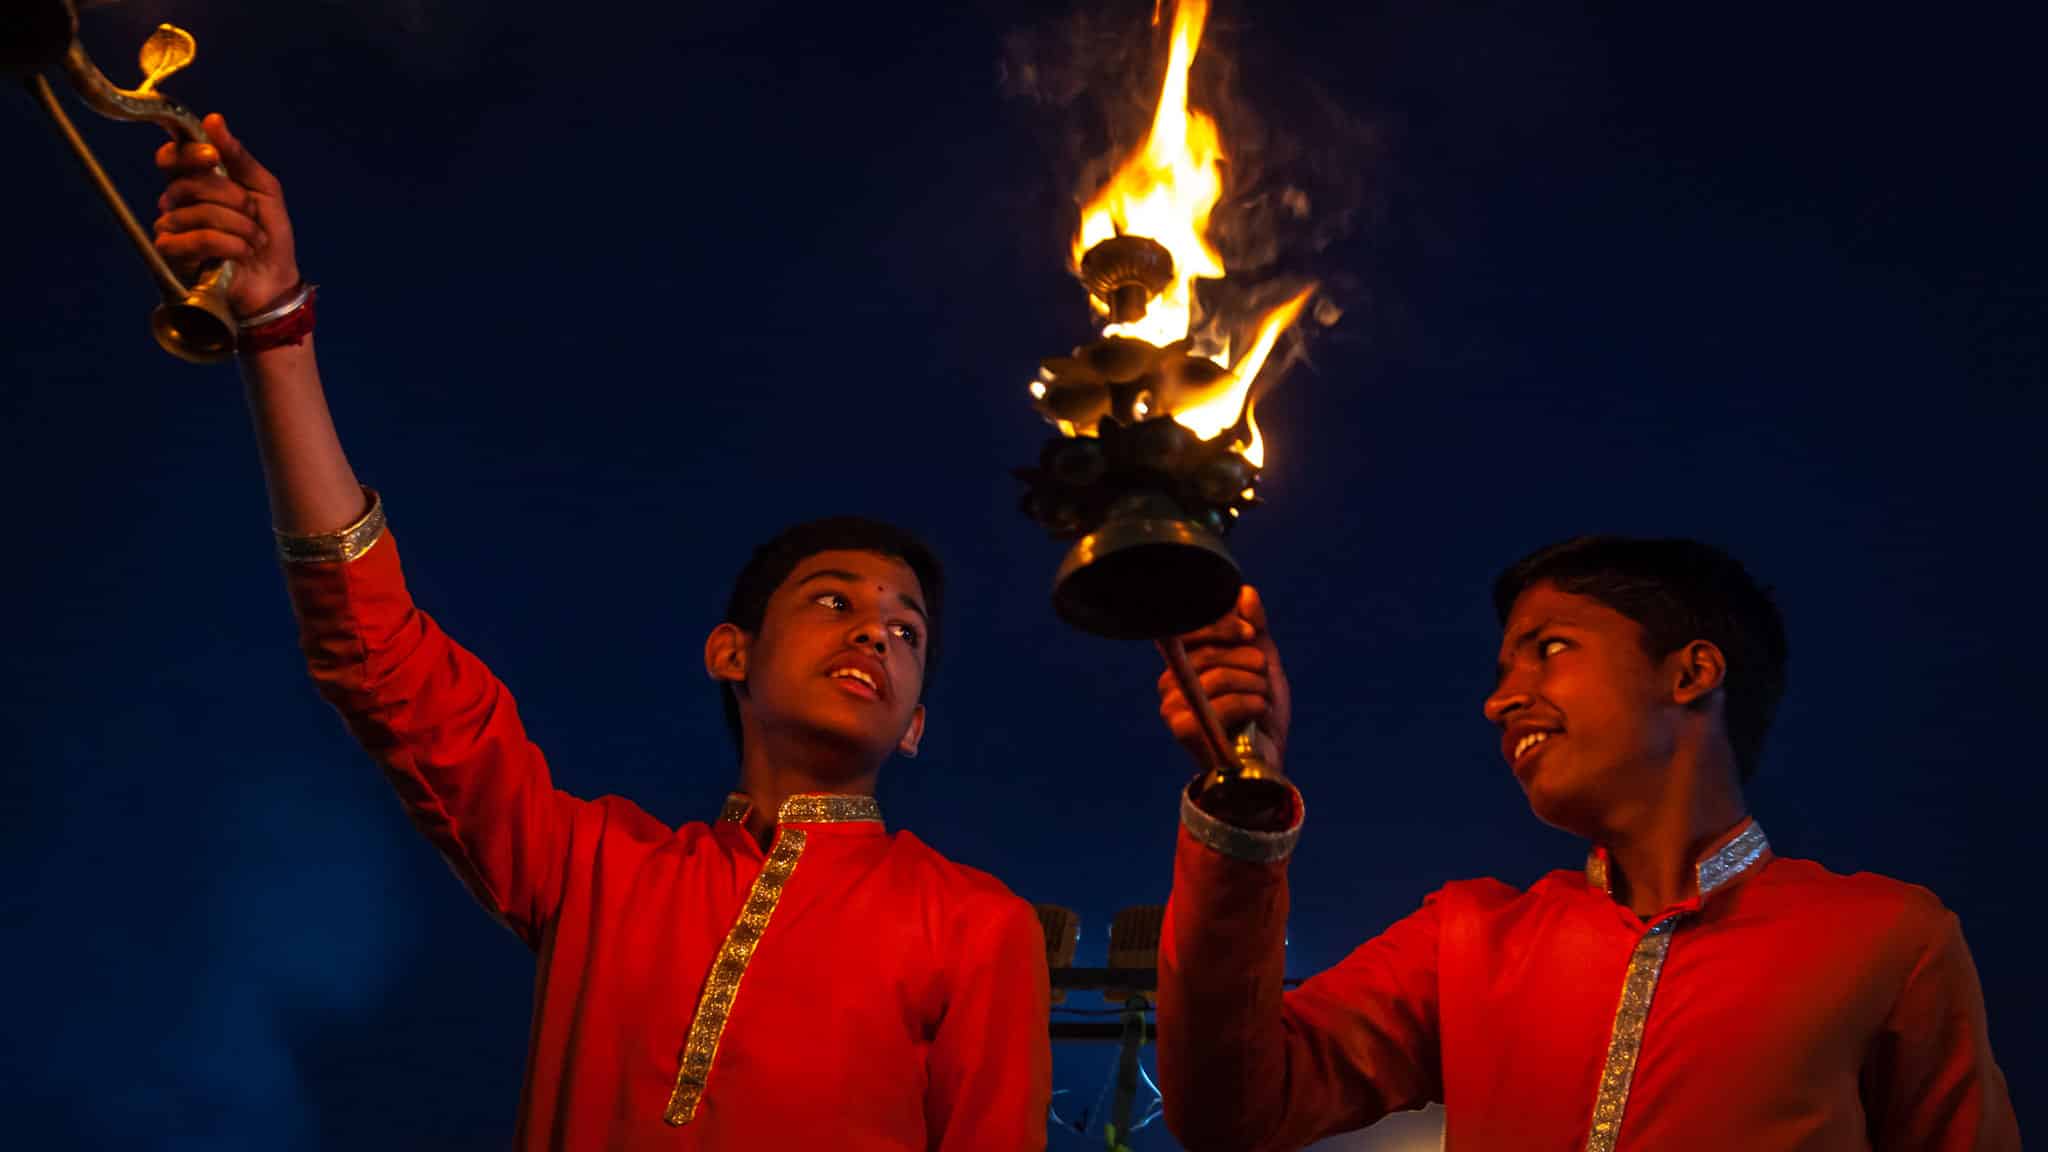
2, 2, 2039, 1147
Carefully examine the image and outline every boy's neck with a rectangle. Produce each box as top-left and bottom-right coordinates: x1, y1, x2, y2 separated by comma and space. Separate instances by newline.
1596, 742, 1747, 917
734, 727, 880, 849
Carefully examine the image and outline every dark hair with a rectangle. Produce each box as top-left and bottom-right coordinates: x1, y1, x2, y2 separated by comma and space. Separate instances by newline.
1492, 536, 1787, 781
719, 516, 945, 753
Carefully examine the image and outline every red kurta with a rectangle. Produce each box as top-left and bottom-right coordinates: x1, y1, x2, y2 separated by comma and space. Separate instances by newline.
1159, 792, 2018, 1151
285, 529, 1050, 1151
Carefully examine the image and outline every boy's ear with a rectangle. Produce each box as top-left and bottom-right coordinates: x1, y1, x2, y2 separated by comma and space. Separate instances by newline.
705, 623, 750, 685
896, 705, 926, 759
1669, 639, 1727, 706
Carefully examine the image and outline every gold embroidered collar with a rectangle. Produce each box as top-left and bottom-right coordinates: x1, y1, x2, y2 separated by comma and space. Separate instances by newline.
1584, 818, 1771, 901
719, 792, 884, 827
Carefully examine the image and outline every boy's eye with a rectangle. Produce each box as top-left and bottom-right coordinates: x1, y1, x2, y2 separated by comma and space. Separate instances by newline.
889, 621, 922, 649
814, 592, 849, 610
1539, 637, 1569, 658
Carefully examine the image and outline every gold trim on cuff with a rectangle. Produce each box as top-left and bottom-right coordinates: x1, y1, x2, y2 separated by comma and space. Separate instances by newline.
1180, 782, 1302, 863
664, 826, 807, 1126
276, 487, 385, 565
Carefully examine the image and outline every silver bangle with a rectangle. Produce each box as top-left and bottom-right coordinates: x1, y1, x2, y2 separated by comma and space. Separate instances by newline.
1179, 779, 1303, 863
239, 280, 316, 329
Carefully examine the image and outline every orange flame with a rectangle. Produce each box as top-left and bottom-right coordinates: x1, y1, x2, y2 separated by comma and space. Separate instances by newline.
1171, 283, 1314, 467
1074, 0, 1225, 350
1071, 0, 1315, 464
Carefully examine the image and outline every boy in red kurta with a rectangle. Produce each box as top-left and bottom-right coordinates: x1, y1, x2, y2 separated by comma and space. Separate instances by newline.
153, 119, 1049, 1151
1152, 538, 2017, 1151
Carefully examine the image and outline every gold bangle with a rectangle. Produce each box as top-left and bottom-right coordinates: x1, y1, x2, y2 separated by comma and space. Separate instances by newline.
276, 487, 385, 565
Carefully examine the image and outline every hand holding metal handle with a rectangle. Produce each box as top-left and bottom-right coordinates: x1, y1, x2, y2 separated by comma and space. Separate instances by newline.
13, 2, 238, 362
1158, 636, 1297, 831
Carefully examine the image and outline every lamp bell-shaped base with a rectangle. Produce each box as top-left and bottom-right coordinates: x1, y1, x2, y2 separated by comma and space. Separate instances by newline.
1052, 516, 1242, 640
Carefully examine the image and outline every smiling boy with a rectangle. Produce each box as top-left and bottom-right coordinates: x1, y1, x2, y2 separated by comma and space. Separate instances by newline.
1150, 537, 2017, 1150
153, 117, 1049, 1150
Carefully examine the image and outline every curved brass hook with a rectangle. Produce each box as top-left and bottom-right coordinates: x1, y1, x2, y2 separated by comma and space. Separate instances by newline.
20, 6, 238, 363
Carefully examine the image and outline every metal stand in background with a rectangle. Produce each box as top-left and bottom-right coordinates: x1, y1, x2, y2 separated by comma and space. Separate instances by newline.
1039, 904, 1157, 1147
1110, 996, 1148, 1149
1039, 903, 1303, 1148
1048, 968, 1160, 1149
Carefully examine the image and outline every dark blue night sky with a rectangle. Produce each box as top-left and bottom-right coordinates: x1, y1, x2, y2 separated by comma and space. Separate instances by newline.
3, 2, 2039, 1148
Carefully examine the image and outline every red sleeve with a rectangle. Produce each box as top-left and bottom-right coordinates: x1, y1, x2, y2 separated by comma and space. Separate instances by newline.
927, 895, 1052, 1151
1863, 909, 2021, 1151
284, 531, 584, 947
1159, 825, 1442, 1152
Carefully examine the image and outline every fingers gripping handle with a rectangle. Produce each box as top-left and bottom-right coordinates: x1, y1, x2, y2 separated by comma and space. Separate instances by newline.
27, 22, 237, 362
1157, 637, 1250, 776
1158, 637, 1295, 832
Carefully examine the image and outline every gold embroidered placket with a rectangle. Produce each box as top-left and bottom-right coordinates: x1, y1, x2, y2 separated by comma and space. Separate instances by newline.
664, 827, 807, 1125
665, 793, 883, 1125
1578, 821, 1771, 1151
1583, 917, 1677, 1152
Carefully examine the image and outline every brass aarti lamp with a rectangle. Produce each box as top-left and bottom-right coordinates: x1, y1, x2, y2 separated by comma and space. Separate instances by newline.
1014, 0, 1313, 829
1018, 233, 1303, 827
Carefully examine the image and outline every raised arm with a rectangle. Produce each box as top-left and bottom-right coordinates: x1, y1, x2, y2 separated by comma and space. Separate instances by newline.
155, 113, 361, 535
154, 118, 587, 944
1154, 587, 1443, 1152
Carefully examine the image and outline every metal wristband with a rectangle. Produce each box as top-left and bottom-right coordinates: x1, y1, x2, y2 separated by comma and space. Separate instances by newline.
238, 279, 316, 329
1180, 778, 1303, 863
276, 486, 385, 565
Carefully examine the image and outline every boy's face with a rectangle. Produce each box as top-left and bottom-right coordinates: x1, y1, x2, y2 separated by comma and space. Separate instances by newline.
712, 549, 930, 767
1483, 582, 1680, 837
